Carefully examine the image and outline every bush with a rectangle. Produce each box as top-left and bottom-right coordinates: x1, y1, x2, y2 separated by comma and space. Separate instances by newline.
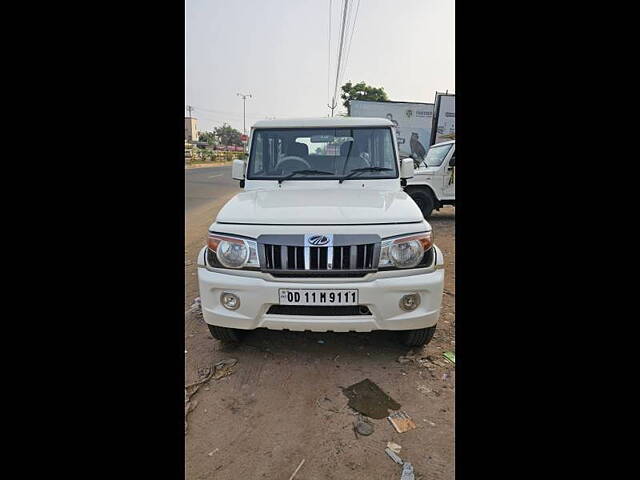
186, 149, 243, 164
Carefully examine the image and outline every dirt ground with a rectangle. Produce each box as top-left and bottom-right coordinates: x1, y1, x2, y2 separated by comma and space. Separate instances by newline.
185, 206, 455, 480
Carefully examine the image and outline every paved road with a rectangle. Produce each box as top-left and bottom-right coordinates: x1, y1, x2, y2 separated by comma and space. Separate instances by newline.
185, 165, 241, 307
185, 165, 237, 213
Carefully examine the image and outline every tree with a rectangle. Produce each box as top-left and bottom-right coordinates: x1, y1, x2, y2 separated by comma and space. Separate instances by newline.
214, 123, 243, 147
198, 131, 217, 146
340, 81, 389, 109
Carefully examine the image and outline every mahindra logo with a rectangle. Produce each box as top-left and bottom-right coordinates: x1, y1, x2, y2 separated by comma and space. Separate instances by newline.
305, 233, 333, 247
308, 235, 330, 246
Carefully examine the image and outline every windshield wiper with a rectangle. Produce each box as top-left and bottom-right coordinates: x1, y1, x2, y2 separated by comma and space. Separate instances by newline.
278, 169, 333, 184
338, 167, 393, 184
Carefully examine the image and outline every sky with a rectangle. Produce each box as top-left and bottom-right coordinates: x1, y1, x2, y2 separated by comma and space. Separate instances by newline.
185, 0, 455, 133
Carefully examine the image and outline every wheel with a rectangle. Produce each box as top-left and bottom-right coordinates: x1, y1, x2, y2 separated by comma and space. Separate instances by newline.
409, 190, 435, 219
207, 324, 246, 343
400, 326, 436, 347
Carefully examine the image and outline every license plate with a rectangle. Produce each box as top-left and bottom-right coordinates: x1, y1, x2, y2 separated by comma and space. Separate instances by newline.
278, 289, 358, 306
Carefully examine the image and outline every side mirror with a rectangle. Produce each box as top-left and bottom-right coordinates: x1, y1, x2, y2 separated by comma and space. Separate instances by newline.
401, 157, 414, 179
232, 159, 245, 180
449, 155, 456, 167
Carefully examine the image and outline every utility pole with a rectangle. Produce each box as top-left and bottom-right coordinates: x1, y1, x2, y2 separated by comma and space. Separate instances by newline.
186, 105, 194, 117
328, 101, 337, 117
330, 0, 349, 117
236, 93, 252, 134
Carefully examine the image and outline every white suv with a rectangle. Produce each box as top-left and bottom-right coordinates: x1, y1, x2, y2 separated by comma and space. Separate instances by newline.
197, 117, 445, 346
405, 140, 455, 219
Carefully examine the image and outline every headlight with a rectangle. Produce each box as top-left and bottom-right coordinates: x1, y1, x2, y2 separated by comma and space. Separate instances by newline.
207, 234, 260, 269
379, 232, 434, 269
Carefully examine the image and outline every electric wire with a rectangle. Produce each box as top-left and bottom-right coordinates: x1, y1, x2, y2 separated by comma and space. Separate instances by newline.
331, 0, 349, 115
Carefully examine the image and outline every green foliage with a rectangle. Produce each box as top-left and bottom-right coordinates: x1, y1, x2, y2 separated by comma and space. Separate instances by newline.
188, 148, 244, 164
194, 149, 215, 162
340, 81, 389, 109
198, 131, 217, 145
214, 123, 243, 146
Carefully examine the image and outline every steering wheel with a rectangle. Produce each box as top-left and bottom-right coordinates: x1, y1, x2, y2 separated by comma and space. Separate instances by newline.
275, 156, 311, 172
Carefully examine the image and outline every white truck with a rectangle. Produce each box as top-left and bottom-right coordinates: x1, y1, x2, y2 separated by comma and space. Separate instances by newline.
405, 140, 455, 218
430, 93, 456, 145
197, 117, 445, 347
348, 97, 455, 218
348, 100, 434, 159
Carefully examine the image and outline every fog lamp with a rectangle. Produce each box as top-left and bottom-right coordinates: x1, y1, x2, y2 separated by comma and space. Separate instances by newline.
399, 293, 421, 311
220, 292, 240, 310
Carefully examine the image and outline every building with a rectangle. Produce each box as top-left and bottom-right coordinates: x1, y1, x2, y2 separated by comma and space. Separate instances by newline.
185, 117, 198, 142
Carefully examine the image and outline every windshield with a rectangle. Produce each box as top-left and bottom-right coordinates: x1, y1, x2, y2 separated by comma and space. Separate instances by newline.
422, 143, 454, 167
247, 127, 398, 180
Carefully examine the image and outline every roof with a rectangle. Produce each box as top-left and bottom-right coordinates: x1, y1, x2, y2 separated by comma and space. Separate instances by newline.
251, 117, 394, 129
349, 99, 434, 106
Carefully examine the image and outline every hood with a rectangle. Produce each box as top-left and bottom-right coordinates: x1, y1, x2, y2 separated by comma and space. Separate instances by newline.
407, 166, 440, 186
415, 166, 440, 175
215, 189, 424, 225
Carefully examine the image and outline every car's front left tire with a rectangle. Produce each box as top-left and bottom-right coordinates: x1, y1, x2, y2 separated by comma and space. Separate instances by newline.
400, 325, 437, 347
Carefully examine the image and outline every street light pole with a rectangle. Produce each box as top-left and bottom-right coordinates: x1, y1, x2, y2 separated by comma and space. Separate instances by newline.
236, 93, 252, 134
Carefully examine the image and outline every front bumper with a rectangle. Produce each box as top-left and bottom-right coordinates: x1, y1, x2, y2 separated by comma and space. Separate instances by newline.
197, 248, 444, 332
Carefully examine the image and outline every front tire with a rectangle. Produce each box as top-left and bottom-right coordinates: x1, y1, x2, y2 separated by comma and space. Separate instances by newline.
409, 190, 435, 219
207, 324, 246, 343
400, 326, 436, 347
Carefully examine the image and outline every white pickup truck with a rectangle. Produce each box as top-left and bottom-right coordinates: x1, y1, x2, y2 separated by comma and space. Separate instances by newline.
405, 140, 455, 219
197, 117, 445, 346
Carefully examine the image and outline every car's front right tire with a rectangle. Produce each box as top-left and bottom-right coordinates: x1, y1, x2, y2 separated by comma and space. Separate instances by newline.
207, 324, 245, 343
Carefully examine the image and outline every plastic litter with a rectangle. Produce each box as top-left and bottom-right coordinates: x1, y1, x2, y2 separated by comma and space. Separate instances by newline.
397, 349, 420, 364
354, 418, 374, 436
443, 351, 455, 364
400, 462, 415, 480
387, 441, 402, 454
388, 411, 417, 433
188, 297, 202, 312
288, 459, 305, 480
342, 378, 401, 419
213, 358, 238, 379
385, 447, 403, 465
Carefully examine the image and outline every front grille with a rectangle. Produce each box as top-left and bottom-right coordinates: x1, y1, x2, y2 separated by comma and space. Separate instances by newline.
267, 271, 371, 278
266, 305, 372, 316
262, 244, 376, 271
